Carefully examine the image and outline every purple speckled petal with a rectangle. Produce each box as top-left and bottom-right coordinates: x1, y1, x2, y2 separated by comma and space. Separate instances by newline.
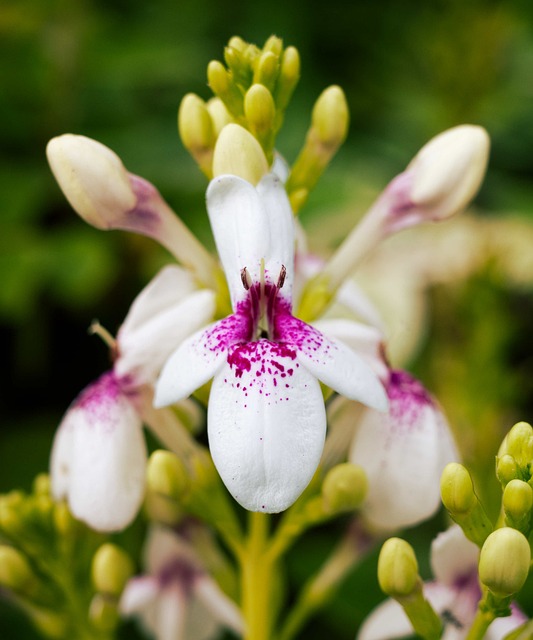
50, 371, 147, 532
276, 314, 388, 411
207, 339, 326, 512
350, 371, 458, 531
154, 313, 251, 407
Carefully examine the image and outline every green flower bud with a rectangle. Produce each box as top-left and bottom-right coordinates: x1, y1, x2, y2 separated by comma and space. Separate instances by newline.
263, 35, 283, 57
147, 450, 189, 500
206, 98, 234, 137
497, 454, 520, 487
378, 538, 420, 598
312, 85, 349, 149
441, 462, 476, 514
212, 123, 269, 185
227, 36, 246, 54
253, 51, 279, 91
322, 463, 368, 513
503, 480, 532, 534
274, 46, 300, 112
244, 84, 276, 134
178, 93, 216, 176
91, 544, 134, 597
33, 474, 51, 496
479, 528, 531, 597
53, 501, 78, 536
506, 422, 533, 470
0, 546, 34, 593
207, 60, 243, 117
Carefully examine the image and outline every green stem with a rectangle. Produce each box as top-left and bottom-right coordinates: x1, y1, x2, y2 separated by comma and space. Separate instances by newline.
242, 512, 272, 640
465, 608, 496, 640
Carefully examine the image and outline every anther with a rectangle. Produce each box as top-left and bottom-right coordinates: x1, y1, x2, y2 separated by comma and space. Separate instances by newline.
241, 267, 252, 290
277, 265, 287, 289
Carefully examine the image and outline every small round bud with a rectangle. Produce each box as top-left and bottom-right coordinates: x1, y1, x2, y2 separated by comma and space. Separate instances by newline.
496, 454, 519, 487
206, 98, 234, 136
227, 36, 246, 53
91, 544, 134, 597
322, 463, 368, 513
440, 462, 476, 514
312, 86, 349, 149
46, 135, 136, 229
244, 84, 276, 133
0, 546, 34, 592
212, 123, 269, 185
263, 35, 283, 57
506, 422, 533, 469
378, 538, 420, 598
503, 480, 533, 522
253, 51, 279, 90
147, 450, 189, 500
479, 528, 531, 597
178, 94, 215, 157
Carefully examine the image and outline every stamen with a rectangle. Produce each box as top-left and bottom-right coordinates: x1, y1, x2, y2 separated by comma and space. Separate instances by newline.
240, 267, 252, 290
89, 320, 117, 350
277, 265, 287, 289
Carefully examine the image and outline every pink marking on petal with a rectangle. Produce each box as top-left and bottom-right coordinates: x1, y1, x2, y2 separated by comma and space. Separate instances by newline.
387, 370, 435, 427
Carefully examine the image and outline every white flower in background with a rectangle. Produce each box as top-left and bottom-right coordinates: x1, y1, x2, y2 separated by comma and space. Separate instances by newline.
358, 525, 526, 640
155, 172, 387, 513
120, 526, 243, 640
50, 266, 216, 531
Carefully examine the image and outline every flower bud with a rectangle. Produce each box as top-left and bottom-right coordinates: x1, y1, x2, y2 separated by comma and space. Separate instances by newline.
440, 462, 476, 514
91, 544, 134, 597
46, 134, 137, 229
253, 51, 279, 91
503, 479, 532, 533
496, 454, 519, 487
263, 35, 283, 57
206, 98, 234, 136
212, 124, 269, 184
275, 46, 300, 111
479, 528, 531, 597
0, 546, 34, 593
147, 450, 189, 500
407, 125, 490, 221
505, 422, 533, 470
312, 85, 349, 149
378, 538, 420, 598
244, 84, 276, 134
322, 463, 368, 514
33, 473, 51, 496
178, 93, 216, 175
207, 60, 243, 116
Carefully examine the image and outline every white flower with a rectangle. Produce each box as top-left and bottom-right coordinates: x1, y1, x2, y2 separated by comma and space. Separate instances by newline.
349, 369, 458, 531
120, 526, 243, 640
358, 525, 526, 640
50, 266, 216, 531
155, 173, 388, 513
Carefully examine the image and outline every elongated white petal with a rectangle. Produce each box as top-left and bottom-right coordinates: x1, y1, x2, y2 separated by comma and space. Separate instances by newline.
487, 604, 527, 639
256, 172, 295, 298
206, 175, 271, 306
120, 576, 159, 614
154, 313, 250, 407
208, 340, 326, 512
194, 576, 244, 635
350, 371, 458, 531
276, 314, 388, 411
430, 525, 479, 587
155, 584, 188, 640
51, 372, 147, 532
119, 265, 198, 337
357, 596, 412, 640
116, 289, 216, 385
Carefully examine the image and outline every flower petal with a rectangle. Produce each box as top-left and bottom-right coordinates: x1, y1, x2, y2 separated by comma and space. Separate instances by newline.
430, 525, 479, 587
154, 313, 250, 407
276, 314, 388, 411
350, 371, 458, 531
207, 340, 326, 512
194, 576, 244, 635
206, 175, 271, 306
357, 597, 413, 640
51, 372, 147, 531
120, 576, 160, 615
116, 289, 216, 385
486, 604, 527, 639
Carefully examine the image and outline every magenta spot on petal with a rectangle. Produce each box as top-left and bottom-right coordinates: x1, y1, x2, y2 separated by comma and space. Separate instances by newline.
388, 369, 435, 427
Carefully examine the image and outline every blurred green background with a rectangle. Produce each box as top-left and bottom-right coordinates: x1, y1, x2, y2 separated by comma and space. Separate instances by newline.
3, 0, 533, 637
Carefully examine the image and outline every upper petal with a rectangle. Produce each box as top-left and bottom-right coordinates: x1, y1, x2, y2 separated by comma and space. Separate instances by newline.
276, 314, 388, 411
154, 313, 250, 407
207, 340, 326, 512
51, 372, 147, 532
430, 525, 479, 587
357, 596, 413, 640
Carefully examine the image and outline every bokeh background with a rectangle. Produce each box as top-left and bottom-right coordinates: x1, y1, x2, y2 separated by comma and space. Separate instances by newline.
3, 0, 533, 637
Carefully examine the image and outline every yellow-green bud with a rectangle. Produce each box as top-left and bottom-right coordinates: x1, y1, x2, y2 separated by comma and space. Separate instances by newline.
312, 85, 349, 149
147, 450, 189, 500
212, 124, 269, 185
91, 544, 134, 597
378, 538, 420, 598
178, 94, 215, 174
479, 528, 531, 598
227, 36, 246, 53
53, 501, 78, 536
322, 463, 368, 513
206, 98, 234, 136
440, 462, 476, 514
275, 46, 300, 111
0, 546, 34, 593
506, 422, 533, 470
244, 84, 276, 134
89, 594, 120, 631
207, 60, 243, 116
33, 474, 51, 496
0, 492, 25, 536
263, 35, 283, 57
253, 51, 279, 91
497, 454, 519, 487
503, 480, 532, 532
